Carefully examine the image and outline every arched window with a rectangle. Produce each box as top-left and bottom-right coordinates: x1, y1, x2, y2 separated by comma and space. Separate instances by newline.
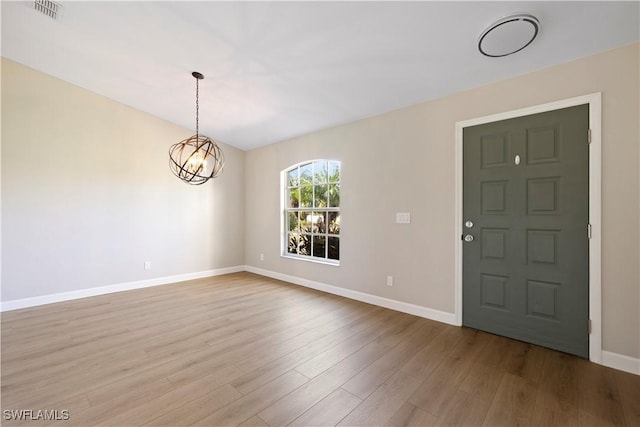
283, 160, 340, 264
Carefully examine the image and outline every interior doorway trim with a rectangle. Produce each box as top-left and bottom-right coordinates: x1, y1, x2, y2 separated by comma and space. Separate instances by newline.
454, 93, 602, 364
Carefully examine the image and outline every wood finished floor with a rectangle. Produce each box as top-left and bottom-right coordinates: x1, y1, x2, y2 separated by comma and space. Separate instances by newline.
1, 272, 638, 427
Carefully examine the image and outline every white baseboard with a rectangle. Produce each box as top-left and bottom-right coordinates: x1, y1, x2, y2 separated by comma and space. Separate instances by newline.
601, 350, 640, 376
0, 266, 245, 312
244, 265, 458, 326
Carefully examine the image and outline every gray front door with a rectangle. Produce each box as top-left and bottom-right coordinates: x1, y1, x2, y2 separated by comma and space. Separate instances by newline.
462, 104, 589, 358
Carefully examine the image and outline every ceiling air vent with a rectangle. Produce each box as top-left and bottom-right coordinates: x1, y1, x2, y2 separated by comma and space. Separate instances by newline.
34, 0, 61, 20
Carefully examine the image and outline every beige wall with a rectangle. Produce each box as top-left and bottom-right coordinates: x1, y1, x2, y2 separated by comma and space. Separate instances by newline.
1, 58, 245, 301
245, 43, 640, 359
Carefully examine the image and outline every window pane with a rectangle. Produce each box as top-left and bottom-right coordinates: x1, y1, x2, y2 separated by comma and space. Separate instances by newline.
299, 211, 312, 233
300, 185, 312, 208
310, 212, 326, 233
300, 163, 312, 185
328, 184, 340, 207
288, 168, 299, 187
298, 234, 311, 255
288, 188, 300, 208
288, 212, 299, 232
313, 161, 328, 183
328, 237, 339, 260
283, 160, 340, 263
287, 234, 299, 254
328, 212, 340, 235
313, 184, 328, 208
312, 235, 326, 258
329, 161, 340, 182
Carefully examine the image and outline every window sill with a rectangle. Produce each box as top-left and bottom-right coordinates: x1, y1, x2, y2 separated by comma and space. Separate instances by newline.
281, 254, 340, 267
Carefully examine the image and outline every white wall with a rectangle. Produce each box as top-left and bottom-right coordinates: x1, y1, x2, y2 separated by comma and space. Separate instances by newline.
1, 58, 245, 302
244, 43, 640, 360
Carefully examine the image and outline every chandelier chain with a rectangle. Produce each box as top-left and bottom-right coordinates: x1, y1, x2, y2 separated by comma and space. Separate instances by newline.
195, 77, 199, 137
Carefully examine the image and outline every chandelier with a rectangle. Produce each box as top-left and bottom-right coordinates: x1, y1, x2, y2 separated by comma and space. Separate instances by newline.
169, 72, 224, 185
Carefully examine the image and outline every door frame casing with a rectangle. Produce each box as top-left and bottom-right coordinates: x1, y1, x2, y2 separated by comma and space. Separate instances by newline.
454, 93, 602, 364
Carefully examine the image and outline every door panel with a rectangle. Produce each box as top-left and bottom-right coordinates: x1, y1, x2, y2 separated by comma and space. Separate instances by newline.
463, 104, 589, 358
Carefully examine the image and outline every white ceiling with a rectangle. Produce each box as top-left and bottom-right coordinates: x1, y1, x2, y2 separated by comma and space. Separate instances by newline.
2, 1, 638, 151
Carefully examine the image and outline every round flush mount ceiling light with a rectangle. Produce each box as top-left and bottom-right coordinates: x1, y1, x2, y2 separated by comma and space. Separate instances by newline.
478, 13, 540, 57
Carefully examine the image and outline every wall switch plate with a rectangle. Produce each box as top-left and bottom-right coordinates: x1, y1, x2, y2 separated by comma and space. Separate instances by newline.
260, 253, 264, 261
396, 212, 411, 224
144, 261, 151, 270
387, 276, 393, 287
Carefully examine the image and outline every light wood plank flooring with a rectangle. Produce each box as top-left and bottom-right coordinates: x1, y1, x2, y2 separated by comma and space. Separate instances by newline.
1, 272, 638, 426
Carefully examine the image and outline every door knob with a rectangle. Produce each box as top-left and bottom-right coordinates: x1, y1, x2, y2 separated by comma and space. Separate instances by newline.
464, 235, 474, 242
465, 220, 474, 228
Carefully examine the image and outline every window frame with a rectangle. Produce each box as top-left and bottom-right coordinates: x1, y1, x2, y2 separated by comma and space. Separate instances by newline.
281, 159, 340, 266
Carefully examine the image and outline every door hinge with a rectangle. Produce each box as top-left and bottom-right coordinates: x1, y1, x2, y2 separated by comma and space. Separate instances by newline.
588, 129, 592, 144
588, 319, 592, 334
587, 223, 592, 239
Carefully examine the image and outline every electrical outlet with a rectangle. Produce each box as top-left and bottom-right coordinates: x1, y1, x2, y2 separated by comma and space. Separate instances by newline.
144, 261, 151, 270
387, 276, 393, 287
260, 253, 264, 261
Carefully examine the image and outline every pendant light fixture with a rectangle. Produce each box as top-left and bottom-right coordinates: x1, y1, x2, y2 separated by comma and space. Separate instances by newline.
169, 72, 224, 185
